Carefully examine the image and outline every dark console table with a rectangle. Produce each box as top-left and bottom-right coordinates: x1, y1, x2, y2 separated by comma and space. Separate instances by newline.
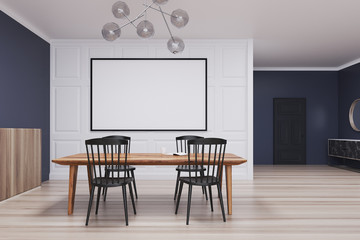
328, 139, 360, 172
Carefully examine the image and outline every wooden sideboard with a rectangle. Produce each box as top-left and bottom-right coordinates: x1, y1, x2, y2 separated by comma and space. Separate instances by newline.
0, 128, 41, 201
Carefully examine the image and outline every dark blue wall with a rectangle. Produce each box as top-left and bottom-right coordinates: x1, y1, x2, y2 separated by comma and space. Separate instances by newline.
338, 63, 360, 139
0, 11, 50, 181
254, 71, 338, 164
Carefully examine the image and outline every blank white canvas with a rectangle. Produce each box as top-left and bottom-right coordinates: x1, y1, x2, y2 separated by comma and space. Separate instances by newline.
91, 59, 207, 130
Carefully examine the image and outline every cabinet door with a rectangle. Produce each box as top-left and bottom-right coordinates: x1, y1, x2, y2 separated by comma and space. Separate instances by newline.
0, 130, 10, 201
0, 128, 41, 201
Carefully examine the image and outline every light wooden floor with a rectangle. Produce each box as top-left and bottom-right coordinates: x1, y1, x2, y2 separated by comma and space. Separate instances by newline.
1, 165, 360, 240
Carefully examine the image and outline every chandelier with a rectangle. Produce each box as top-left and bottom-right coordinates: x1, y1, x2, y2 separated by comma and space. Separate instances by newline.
101, 0, 189, 54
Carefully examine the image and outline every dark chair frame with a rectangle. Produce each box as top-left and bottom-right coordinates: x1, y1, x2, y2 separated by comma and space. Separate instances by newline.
174, 135, 208, 201
175, 138, 227, 225
85, 138, 136, 226
102, 135, 138, 200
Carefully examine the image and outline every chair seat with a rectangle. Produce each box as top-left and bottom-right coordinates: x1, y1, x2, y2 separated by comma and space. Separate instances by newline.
91, 177, 133, 187
105, 165, 136, 171
176, 165, 206, 172
179, 176, 219, 186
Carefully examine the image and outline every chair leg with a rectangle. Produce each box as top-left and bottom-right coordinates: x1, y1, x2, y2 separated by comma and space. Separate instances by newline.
122, 185, 129, 226
174, 171, 181, 200
102, 170, 108, 195
217, 183, 226, 222
130, 170, 138, 199
103, 187, 108, 201
95, 186, 101, 215
175, 181, 184, 214
186, 184, 193, 225
208, 185, 213, 212
85, 186, 95, 226
200, 171, 208, 200
203, 186, 208, 200
128, 182, 137, 215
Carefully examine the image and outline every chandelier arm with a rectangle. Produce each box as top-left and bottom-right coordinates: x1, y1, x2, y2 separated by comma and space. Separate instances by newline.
159, 6, 175, 42
119, 14, 145, 29
124, 14, 137, 28
134, 1, 156, 21
142, 4, 174, 17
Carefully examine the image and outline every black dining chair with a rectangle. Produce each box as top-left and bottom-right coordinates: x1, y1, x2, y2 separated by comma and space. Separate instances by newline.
85, 138, 136, 226
175, 138, 227, 225
102, 135, 138, 200
173, 135, 208, 201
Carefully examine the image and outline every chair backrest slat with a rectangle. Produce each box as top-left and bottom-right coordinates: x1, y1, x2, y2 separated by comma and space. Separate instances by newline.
85, 138, 129, 185
211, 144, 216, 182
103, 136, 131, 178
103, 135, 131, 153
176, 135, 204, 153
187, 138, 227, 184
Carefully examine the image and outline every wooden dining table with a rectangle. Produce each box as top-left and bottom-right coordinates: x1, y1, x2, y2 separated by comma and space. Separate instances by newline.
52, 153, 246, 215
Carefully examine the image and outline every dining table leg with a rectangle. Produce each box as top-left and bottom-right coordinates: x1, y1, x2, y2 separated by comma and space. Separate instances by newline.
68, 165, 78, 215
225, 165, 232, 215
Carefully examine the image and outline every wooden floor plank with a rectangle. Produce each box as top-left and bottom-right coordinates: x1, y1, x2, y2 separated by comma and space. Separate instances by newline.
1, 165, 360, 240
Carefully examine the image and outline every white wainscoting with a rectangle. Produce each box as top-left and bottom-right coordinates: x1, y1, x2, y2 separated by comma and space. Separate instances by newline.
50, 39, 253, 180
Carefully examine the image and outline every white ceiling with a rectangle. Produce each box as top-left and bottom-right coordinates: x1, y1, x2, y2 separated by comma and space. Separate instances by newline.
2, 0, 360, 68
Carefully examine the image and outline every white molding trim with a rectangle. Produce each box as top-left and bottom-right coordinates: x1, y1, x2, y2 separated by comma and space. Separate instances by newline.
337, 57, 360, 71
254, 57, 360, 72
1, 3, 50, 42
49, 39, 248, 45
254, 67, 339, 71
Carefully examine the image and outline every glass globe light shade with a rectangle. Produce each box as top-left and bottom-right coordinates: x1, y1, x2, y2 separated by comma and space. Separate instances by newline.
102, 22, 121, 41
136, 20, 155, 38
152, 0, 168, 5
112, 1, 130, 19
171, 9, 189, 28
167, 36, 185, 54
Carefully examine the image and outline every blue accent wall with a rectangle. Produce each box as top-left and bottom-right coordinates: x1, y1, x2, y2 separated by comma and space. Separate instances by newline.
0, 11, 50, 181
338, 63, 360, 139
254, 71, 338, 164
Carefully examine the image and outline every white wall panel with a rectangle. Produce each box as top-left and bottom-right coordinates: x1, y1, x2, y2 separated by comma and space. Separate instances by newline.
55, 47, 80, 78
130, 140, 149, 153
207, 86, 215, 134
154, 140, 177, 154
226, 140, 247, 158
54, 87, 80, 132
50, 39, 253, 180
89, 47, 115, 58
54, 140, 81, 158
51, 140, 81, 170
222, 87, 247, 132
123, 47, 149, 57
81, 86, 90, 134
222, 47, 246, 78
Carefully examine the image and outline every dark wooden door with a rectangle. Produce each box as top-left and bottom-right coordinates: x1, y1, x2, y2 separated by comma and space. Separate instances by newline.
273, 98, 306, 164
